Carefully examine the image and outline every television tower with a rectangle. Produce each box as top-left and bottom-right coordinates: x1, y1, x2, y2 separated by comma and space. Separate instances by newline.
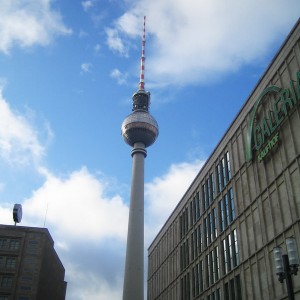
121, 16, 159, 300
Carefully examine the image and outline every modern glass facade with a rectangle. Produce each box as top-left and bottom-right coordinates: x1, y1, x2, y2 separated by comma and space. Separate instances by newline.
148, 19, 300, 300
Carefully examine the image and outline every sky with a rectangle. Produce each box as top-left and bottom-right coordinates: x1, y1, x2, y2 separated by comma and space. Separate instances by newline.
0, 0, 299, 299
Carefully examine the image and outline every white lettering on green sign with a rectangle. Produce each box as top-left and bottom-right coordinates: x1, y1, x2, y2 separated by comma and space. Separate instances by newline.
246, 70, 300, 162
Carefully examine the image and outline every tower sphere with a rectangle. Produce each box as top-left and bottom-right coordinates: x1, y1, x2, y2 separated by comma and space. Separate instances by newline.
121, 110, 158, 148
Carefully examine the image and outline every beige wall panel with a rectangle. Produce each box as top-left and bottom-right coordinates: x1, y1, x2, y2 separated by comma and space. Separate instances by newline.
241, 169, 251, 208
235, 174, 244, 213
262, 193, 275, 241
278, 177, 292, 228
244, 266, 253, 300
246, 213, 255, 256
240, 219, 248, 262
290, 165, 300, 218
252, 206, 262, 250
257, 256, 269, 300
269, 184, 284, 235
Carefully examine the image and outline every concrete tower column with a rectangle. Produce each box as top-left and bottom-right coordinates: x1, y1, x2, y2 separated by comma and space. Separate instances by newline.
123, 142, 147, 300
121, 16, 158, 300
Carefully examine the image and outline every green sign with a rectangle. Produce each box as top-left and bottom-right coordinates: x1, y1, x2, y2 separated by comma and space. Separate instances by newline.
246, 70, 300, 162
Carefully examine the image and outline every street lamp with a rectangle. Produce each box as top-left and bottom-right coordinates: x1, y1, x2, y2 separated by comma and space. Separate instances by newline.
273, 237, 299, 300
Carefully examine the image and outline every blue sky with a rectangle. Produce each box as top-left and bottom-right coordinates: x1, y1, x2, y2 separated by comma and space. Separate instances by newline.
0, 1, 299, 299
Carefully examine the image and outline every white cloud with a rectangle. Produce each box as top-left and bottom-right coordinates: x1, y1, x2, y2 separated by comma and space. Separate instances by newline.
108, 0, 300, 86
0, 90, 47, 166
106, 28, 128, 57
110, 68, 128, 85
82, 0, 94, 12
94, 43, 101, 54
23, 167, 128, 242
0, 0, 72, 54
81, 63, 93, 73
145, 159, 204, 242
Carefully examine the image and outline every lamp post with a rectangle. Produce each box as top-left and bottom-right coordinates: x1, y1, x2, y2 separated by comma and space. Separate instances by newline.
273, 237, 299, 300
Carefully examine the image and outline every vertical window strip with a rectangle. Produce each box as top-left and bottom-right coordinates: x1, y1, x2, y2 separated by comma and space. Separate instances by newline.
229, 188, 235, 221
217, 164, 222, 193
210, 173, 215, 200
226, 151, 231, 180
221, 157, 227, 187
219, 200, 225, 232
197, 191, 201, 218
213, 207, 217, 240
197, 224, 202, 254
224, 193, 230, 227
206, 253, 211, 288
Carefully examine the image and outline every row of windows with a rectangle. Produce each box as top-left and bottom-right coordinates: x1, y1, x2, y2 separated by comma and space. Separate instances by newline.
183, 187, 236, 253
188, 188, 236, 265
0, 239, 20, 251
182, 229, 239, 288
181, 152, 232, 238
182, 272, 241, 300
191, 245, 220, 297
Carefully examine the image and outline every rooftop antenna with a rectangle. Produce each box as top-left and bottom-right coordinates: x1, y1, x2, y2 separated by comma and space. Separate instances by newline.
13, 204, 22, 226
138, 16, 146, 91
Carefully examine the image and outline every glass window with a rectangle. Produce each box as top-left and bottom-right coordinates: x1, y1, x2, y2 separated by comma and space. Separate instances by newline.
9, 240, 20, 250
216, 164, 222, 192
226, 152, 232, 180
6, 257, 16, 269
0, 239, 7, 249
1, 276, 13, 288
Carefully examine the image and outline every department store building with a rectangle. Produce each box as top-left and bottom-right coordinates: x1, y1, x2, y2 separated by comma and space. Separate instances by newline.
148, 19, 300, 300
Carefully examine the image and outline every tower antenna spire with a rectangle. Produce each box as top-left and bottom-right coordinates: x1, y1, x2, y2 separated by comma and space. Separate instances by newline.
138, 16, 146, 91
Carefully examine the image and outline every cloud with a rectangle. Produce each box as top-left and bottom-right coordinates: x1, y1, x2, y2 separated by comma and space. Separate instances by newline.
94, 43, 101, 54
110, 69, 128, 85
0, 90, 48, 166
145, 159, 204, 242
81, 63, 93, 73
23, 167, 128, 242
0, 0, 72, 54
106, 28, 128, 57
107, 0, 300, 86
82, 0, 95, 12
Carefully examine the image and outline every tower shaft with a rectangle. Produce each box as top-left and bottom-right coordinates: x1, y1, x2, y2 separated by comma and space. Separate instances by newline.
123, 142, 146, 300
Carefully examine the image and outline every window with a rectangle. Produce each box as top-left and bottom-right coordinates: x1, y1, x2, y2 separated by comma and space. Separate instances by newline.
203, 174, 215, 210
180, 273, 190, 300
0, 296, 9, 300
1, 276, 13, 288
207, 289, 221, 300
192, 261, 203, 297
222, 229, 239, 275
197, 224, 202, 254
224, 275, 242, 300
6, 257, 16, 269
206, 246, 220, 288
219, 188, 235, 231
190, 224, 203, 261
180, 208, 189, 239
216, 152, 232, 192
9, 240, 20, 250
180, 239, 189, 271
0, 239, 7, 249
190, 193, 201, 225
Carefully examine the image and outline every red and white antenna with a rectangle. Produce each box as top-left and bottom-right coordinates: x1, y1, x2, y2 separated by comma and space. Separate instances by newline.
138, 16, 146, 91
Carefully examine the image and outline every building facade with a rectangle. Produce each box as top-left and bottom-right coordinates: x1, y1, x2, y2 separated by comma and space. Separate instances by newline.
148, 20, 300, 300
0, 225, 67, 300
